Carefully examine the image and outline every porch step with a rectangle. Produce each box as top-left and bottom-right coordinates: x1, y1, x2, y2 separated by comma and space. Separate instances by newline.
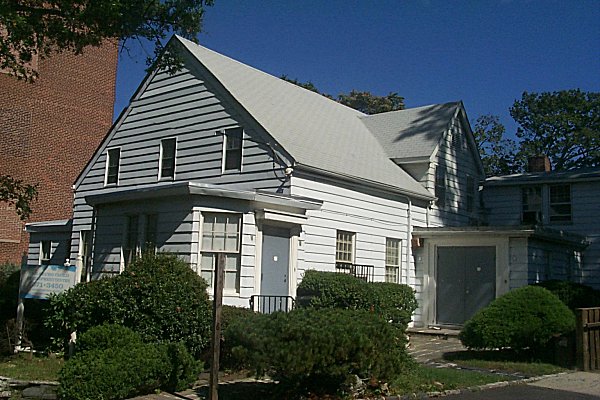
407, 327, 461, 339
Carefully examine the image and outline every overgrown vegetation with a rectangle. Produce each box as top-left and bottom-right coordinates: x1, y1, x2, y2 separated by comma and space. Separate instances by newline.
532, 280, 600, 311
58, 324, 201, 400
460, 286, 576, 352
45, 253, 212, 358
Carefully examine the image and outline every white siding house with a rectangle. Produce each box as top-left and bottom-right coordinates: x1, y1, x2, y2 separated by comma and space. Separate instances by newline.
24, 35, 598, 328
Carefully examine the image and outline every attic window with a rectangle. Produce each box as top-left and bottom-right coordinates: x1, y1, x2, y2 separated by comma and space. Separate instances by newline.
159, 138, 176, 179
105, 148, 120, 185
223, 127, 243, 172
435, 167, 446, 208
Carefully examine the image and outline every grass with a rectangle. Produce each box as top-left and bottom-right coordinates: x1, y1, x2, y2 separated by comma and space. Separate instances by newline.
0, 353, 63, 381
391, 365, 514, 395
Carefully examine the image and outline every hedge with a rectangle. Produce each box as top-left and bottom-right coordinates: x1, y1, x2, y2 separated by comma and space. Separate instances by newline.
532, 280, 600, 311
459, 286, 576, 351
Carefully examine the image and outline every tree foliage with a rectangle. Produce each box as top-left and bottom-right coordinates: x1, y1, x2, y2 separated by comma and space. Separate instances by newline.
473, 114, 522, 176
0, 0, 214, 81
281, 76, 404, 114
510, 89, 600, 171
0, 175, 38, 220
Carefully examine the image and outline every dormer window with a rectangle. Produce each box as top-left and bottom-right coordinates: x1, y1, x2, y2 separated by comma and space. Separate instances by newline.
159, 138, 176, 179
105, 148, 120, 185
223, 127, 243, 172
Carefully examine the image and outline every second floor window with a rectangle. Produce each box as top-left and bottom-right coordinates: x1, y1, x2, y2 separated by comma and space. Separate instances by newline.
106, 148, 120, 185
336, 230, 355, 265
223, 127, 243, 171
40, 240, 51, 265
522, 186, 542, 224
160, 138, 176, 179
549, 184, 571, 223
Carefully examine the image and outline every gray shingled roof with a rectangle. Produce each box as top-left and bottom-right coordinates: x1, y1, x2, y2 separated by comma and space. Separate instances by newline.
361, 102, 460, 160
177, 37, 433, 199
485, 166, 600, 186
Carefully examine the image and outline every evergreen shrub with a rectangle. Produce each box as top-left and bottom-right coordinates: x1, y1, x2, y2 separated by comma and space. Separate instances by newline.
46, 253, 212, 357
296, 270, 418, 330
459, 286, 576, 351
225, 308, 415, 395
532, 280, 600, 310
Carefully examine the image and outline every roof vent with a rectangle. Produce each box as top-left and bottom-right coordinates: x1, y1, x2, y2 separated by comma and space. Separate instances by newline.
527, 155, 551, 173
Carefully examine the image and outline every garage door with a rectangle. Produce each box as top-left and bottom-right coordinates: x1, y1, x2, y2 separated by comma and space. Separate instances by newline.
436, 246, 496, 326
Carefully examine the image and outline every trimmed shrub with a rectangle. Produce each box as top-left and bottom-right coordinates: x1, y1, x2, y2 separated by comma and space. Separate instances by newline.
59, 324, 201, 399
296, 270, 418, 331
459, 286, 576, 351
532, 280, 600, 311
46, 253, 212, 357
225, 308, 415, 395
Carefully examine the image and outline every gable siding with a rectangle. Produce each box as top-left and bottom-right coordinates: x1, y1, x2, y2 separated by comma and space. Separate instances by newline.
426, 117, 484, 227
70, 53, 292, 269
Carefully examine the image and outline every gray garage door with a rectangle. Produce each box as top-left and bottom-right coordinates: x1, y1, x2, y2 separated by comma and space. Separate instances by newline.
436, 246, 496, 326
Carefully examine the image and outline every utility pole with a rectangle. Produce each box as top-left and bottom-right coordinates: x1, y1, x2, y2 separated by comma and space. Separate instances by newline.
209, 253, 225, 400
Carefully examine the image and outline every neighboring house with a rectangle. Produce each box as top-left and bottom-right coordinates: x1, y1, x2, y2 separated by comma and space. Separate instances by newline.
0, 42, 118, 265
23, 35, 598, 328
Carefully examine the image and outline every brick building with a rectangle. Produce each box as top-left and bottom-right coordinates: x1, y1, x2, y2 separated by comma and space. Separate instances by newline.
0, 43, 118, 264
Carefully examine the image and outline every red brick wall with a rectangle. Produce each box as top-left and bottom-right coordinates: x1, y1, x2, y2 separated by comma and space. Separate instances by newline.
0, 42, 118, 264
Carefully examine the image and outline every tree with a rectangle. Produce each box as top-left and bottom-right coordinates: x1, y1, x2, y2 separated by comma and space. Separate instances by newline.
473, 114, 522, 176
0, 175, 38, 220
510, 89, 600, 171
0, 0, 214, 81
281, 76, 404, 114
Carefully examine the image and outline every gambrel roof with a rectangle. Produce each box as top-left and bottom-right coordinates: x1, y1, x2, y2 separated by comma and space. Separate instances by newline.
177, 36, 434, 200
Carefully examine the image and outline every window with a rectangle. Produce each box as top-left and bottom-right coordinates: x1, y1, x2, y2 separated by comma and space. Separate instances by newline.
123, 215, 139, 267
105, 148, 120, 185
143, 214, 158, 254
223, 127, 243, 171
385, 238, 401, 283
80, 230, 92, 281
522, 186, 542, 224
435, 167, 446, 207
40, 241, 51, 265
336, 230, 355, 264
200, 214, 241, 292
549, 184, 571, 223
466, 175, 475, 212
159, 138, 176, 179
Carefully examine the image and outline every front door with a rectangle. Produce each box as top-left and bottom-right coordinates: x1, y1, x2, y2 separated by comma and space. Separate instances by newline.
260, 226, 291, 312
436, 246, 496, 326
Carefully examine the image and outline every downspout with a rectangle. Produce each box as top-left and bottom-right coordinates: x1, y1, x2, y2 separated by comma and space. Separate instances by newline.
406, 197, 412, 285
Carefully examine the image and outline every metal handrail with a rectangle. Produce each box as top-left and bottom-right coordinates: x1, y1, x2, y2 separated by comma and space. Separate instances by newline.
250, 294, 295, 313
335, 262, 375, 282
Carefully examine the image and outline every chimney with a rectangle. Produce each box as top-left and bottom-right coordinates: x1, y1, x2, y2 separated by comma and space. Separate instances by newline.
527, 155, 551, 173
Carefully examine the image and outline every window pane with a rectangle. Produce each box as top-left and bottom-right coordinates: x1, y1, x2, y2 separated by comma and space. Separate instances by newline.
106, 148, 120, 184
160, 138, 176, 179
336, 231, 354, 263
224, 127, 243, 171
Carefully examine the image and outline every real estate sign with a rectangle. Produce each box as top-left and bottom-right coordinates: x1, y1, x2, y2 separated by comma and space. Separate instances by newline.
19, 264, 78, 300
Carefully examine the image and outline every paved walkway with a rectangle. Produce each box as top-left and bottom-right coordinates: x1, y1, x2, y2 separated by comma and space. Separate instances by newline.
407, 330, 465, 364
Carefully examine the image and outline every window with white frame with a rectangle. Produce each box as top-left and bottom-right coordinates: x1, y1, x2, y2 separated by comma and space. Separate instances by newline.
435, 166, 446, 207
385, 238, 401, 283
143, 214, 158, 254
336, 230, 355, 265
105, 148, 120, 185
223, 127, 243, 171
200, 213, 241, 292
522, 186, 542, 224
159, 138, 176, 179
123, 215, 139, 267
40, 240, 51, 265
549, 184, 571, 223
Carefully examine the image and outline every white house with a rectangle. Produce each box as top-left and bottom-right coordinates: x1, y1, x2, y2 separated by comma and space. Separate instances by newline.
24, 36, 598, 327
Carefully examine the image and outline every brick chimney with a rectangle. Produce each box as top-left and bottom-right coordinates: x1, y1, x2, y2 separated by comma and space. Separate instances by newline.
527, 155, 551, 173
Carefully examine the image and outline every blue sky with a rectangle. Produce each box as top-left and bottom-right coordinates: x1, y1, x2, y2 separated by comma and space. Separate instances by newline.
114, 0, 600, 136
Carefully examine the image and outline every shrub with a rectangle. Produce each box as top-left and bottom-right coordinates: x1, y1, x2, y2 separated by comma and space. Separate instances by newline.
459, 286, 576, 351
59, 324, 201, 399
225, 308, 415, 395
532, 280, 600, 310
46, 253, 212, 357
296, 270, 418, 331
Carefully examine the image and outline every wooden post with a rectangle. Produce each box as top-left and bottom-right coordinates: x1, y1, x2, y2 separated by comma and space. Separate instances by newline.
209, 253, 226, 400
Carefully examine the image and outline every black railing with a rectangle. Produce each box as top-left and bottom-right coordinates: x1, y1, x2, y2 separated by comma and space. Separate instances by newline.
335, 263, 375, 282
250, 295, 295, 314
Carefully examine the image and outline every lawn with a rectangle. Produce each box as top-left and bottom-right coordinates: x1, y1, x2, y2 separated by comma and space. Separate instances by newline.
0, 353, 63, 381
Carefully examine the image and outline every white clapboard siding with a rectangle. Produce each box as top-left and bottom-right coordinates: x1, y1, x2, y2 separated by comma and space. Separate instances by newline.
70, 50, 293, 272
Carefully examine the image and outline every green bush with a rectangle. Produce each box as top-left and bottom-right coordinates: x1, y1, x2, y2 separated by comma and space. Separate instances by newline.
225, 308, 415, 395
59, 324, 201, 400
459, 286, 576, 351
532, 280, 600, 310
296, 270, 418, 331
46, 253, 212, 357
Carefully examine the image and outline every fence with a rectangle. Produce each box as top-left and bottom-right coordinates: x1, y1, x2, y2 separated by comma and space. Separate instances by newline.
576, 307, 600, 371
250, 295, 295, 314
335, 263, 375, 282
